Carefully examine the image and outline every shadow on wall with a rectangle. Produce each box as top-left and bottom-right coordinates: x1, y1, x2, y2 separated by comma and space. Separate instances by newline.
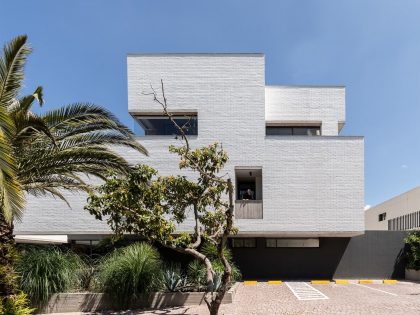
231, 231, 408, 280
333, 231, 407, 279
232, 237, 350, 280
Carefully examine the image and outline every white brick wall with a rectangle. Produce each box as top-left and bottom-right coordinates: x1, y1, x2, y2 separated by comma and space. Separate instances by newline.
265, 86, 345, 136
15, 54, 364, 237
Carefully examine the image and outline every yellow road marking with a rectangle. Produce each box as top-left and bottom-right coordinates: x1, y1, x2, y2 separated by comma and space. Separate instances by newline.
268, 280, 282, 284
311, 280, 331, 284
383, 280, 397, 284
359, 280, 373, 284
335, 279, 349, 284
244, 281, 257, 285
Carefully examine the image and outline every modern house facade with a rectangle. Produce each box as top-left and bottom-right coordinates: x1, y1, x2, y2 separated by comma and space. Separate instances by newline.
365, 186, 420, 231
15, 54, 365, 278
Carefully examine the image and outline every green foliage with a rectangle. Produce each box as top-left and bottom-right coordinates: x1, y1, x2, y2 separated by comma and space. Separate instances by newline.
86, 142, 234, 248
0, 35, 28, 222
17, 247, 86, 307
0, 34, 147, 310
160, 264, 189, 292
0, 243, 19, 296
94, 243, 161, 309
187, 259, 206, 291
405, 231, 420, 270
201, 243, 233, 262
187, 243, 241, 291
0, 293, 34, 315
85, 100, 237, 315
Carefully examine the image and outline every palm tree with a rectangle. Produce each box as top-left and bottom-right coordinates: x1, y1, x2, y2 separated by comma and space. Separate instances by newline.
0, 35, 147, 297
0, 35, 28, 297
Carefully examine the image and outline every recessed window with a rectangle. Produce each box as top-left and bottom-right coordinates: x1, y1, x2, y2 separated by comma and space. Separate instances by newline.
232, 238, 256, 248
235, 169, 262, 201
266, 126, 320, 136
265, 238, 319, 248
134, 114, 197, 136
378, 213, 386, 222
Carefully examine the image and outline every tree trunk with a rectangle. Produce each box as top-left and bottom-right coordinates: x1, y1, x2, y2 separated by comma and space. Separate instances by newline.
209, 302, 221, 315
0, 210, 17, 297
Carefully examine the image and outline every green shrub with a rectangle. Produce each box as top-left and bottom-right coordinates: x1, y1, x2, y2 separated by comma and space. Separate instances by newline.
0, 243, 19, 298
95, 242, 161, 308
187, 259, 206, 291
405, 231, 420, 270
187, 243, 241, 291
0, 293, 34, 315
17, 247, 86, 307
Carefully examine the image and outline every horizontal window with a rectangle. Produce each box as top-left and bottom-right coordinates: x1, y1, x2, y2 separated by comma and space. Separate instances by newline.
266, 126, 321, 136
266, 238, 319, 248
134, 114, 197, 136
231, 238, 256, 248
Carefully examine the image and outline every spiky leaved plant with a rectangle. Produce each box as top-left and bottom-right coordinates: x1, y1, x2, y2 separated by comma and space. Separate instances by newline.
0, 34, 146, 303
17, 247, 86, 307
95, 243, 161, 309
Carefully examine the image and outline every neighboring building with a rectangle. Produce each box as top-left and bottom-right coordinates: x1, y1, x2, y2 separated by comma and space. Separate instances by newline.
15, 54, 365, 278
365, 186, 420, 231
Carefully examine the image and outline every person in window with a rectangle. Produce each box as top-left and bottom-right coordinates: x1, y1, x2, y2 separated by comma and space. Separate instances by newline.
242, 189, 254, 200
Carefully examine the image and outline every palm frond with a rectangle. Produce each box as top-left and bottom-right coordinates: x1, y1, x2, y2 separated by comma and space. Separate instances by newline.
0, 37, 147, 218
0, 35, 29, 222
44, 103, 131, 135
0, 35, 31, 111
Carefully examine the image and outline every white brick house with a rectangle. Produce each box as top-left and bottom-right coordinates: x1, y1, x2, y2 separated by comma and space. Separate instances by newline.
15, 54, 364, 248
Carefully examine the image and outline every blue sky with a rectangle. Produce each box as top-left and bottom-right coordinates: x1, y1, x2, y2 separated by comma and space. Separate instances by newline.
1, 0, 420, 207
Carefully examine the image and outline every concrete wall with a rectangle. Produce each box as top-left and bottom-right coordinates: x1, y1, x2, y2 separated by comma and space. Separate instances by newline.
365, 186, 420, 230
232, 231, 407, 280
265, 86, 345, 136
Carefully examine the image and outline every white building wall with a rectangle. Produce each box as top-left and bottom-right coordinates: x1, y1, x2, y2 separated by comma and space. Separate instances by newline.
15, 54, 364, 237
365, 186, 420, 230
265, 86, 345, 136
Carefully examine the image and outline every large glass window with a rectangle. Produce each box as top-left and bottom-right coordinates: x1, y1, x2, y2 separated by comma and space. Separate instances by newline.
134, 114, 198, 136
266, 126, 320, 136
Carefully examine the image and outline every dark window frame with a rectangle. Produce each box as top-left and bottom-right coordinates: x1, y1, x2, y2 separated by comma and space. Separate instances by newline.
134, 114, 198, 136
231, 238, 257, 248
266, 126, 321, 136
378, 212, 387, 222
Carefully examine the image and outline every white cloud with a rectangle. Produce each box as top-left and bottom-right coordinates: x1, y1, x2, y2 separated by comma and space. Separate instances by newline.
364, 205, 371, 211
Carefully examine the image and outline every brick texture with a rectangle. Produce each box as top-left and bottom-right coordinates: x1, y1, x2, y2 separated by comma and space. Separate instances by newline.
15, 54, 364, 237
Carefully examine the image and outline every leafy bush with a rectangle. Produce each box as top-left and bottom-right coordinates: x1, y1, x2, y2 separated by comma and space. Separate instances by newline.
0, 293, 34, 315
95, 242, 161, 308
160, 264, 189, 292
0, 243, 19, 298
187, 243, 241, 291
17, 247, 86, 307
187, 259, 206, 291
405, 231, 420, 270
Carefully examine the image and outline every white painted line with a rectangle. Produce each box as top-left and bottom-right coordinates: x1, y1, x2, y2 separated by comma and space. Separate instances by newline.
354, 283, 398, 296
285, 282, 329, 300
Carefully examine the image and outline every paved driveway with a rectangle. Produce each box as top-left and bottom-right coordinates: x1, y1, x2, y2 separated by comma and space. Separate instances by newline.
52, 281, 420, 315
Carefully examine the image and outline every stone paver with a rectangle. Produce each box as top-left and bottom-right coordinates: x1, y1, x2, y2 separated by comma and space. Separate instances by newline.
49, 282, 420, 315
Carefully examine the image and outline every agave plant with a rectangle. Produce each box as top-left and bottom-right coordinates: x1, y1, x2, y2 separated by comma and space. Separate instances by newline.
161, 265, 190, 292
